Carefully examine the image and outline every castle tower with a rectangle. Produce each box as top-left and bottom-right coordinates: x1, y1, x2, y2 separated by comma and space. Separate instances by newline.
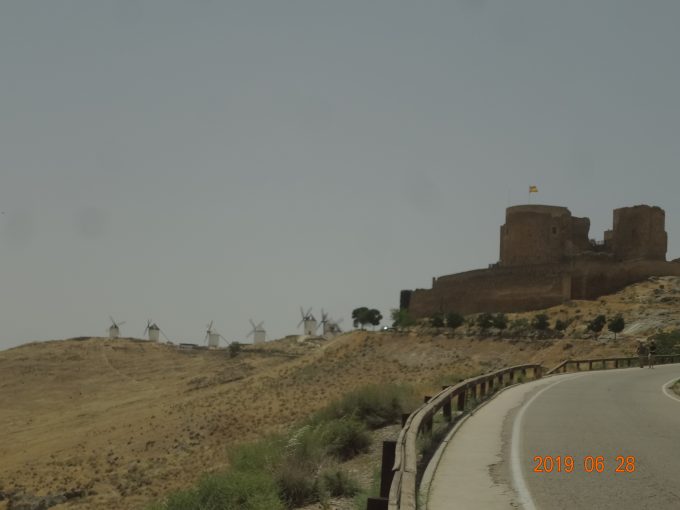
499, 205, 590, 266
611, 205, 666, 261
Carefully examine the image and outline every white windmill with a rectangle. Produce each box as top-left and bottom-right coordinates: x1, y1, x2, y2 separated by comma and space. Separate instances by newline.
204, 321, 225, 349
247, 319, 266, 344
108, 316, 126, 339
143, 320, 165, 342
298, 307, 319, 336
320, 309, 343, 337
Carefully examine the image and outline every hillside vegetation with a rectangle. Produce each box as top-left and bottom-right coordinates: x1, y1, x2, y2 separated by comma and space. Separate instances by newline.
2, 277, 680, 509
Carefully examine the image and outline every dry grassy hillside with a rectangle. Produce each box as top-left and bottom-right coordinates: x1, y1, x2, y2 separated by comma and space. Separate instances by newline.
1, 276, 679, 509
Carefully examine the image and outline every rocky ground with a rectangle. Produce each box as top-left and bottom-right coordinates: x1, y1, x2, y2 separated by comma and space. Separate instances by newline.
1, 277, 679, 509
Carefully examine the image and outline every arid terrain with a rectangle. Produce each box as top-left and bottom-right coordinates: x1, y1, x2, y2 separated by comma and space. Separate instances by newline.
2, 277, 680, 509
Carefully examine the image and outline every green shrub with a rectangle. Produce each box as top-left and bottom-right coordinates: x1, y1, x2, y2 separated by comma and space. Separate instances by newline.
476, 313, 494, 330
324, 418, 371, 461
651, 330, 680, 355
445, 312, 464, 330
492, 313, 508, 331
319, 469, 360, 497
509, 318, 530, 335
431, 313, 445, 328
314, 384, 417, 429
228, 436, 285, 473
275, 460, 319, 508
554, 319, 568, 331
532, 314, 550, 331
153, 471, 284, 510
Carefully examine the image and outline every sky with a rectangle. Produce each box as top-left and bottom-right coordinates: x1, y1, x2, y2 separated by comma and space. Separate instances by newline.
2, 1, 680, 349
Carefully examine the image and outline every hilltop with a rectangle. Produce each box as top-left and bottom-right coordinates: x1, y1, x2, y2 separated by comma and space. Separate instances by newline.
1, 277, 680, 509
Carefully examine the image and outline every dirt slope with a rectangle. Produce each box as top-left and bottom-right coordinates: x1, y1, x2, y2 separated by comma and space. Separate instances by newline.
1, 276, 679, 509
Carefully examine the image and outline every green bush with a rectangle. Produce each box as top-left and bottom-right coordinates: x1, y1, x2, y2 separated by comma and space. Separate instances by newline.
554, 319, 568, 331
532, 314, 550, 331
228, 436, 285, 473
324, 418, 371, 461
588, 314, 607, 333
651, 330, 680, 355
445, 312, 464, 330
431, 313, 445, 328
492, 313, 508, 331
275, 459, 319, 508
509, 318, 530, 335
476, 313, 494, 330
152, 471, 284, 510
314, 384, 417, 429
319, 469, 360, 497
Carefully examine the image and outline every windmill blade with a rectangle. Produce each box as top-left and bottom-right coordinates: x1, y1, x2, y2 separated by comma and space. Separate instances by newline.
256, 321, 264, 330
143, 325, 149, 336
306, 307, 313, 318
109, 316, 117, 326
246, 330, 254, 338
297, 318, 304, 328
208, 320, 214, 331
119, 321, 126, 326
300, 307, 305, 319
249, 319, 256, 329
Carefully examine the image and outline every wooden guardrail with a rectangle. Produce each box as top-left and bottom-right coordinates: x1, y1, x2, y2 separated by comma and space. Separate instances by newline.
367, 352, 680, 510
547, 353, 680, 374
366, 364, 543, 510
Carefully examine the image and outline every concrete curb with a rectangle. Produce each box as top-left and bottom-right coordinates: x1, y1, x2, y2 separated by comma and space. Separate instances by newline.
418, 382, 524, 509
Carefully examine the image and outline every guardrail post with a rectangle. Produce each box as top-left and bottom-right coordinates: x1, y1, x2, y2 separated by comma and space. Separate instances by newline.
535, 366, 542, 379
521, 367, 527, 378
498, 373, 504, 388
589, 360, 593, 370
366, 497, 388, 510
615, 359, 619, 368
379, 440, 396, 498
443, 397, 452, 422
457, 390, 466, 412
480, 380, 487, 399
509, 369, 514, 383
401, 413, 410, 427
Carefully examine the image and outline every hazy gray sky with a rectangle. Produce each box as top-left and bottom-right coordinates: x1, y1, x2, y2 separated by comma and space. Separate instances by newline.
2, 1, 680, 349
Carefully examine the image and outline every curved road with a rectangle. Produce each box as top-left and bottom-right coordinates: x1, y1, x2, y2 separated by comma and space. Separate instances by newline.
427, 364, 680, 510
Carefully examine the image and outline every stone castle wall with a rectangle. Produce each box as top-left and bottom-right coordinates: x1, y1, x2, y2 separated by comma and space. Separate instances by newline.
403, 203, 678, 318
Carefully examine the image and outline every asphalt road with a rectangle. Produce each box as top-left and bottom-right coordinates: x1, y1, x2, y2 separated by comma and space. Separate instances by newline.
426, 364, 680, 510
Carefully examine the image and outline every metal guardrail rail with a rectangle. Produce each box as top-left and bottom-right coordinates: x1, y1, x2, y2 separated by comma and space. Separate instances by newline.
367, 353, 680, 510
367, 364, 543, 510
547, 354, 680, 374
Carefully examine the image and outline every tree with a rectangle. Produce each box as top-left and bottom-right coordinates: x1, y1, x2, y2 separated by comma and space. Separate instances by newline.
588, 314, 607, 333
352, 307, 370, 329
391, 308, 415, 329
476, 313, 494, 330
431, 313, 445, 328
366, 309, 382, 329
607, 315, 625, 339
532, 314, 550, 331
352, 307, 382, 329
492, 313, 508, 332
228, 341, 241, 358
445, 312, 464, 330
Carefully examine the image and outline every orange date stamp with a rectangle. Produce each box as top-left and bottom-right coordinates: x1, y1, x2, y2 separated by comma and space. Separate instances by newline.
533, 455, 636, 473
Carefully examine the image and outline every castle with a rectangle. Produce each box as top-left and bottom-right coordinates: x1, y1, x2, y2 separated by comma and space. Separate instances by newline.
401, 204, 680, 318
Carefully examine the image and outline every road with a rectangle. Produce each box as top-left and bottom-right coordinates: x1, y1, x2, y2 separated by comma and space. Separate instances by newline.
426, 364, 680, 510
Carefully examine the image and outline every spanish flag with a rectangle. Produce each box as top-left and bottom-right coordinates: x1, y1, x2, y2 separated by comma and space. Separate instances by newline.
529, 185, 538, 193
